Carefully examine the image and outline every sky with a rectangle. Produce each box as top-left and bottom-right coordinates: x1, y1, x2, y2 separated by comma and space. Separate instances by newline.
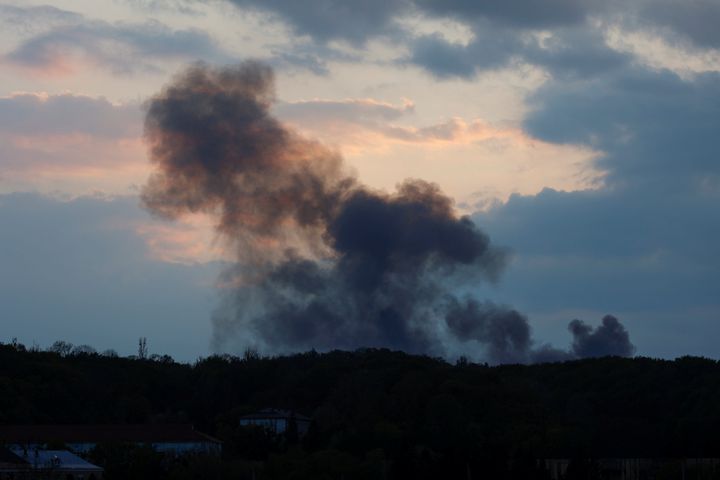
0, 0, 718, 362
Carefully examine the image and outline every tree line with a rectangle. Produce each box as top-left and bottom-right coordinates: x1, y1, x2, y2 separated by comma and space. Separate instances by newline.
1, 339, 720, 479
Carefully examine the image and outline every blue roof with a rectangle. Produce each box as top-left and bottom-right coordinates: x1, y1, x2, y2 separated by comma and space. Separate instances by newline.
12, 450, 103, 471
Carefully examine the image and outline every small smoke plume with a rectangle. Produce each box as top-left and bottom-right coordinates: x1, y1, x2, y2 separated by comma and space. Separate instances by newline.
444, 300, 636, 363
141, 62, 635, 363
568, 315, 636, 358
445, 299, 531, 364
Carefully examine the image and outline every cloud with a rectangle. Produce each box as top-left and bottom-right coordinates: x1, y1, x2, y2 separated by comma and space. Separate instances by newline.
276, 97, 598, 164
10, 1, 711, 82
216, 0, 720, 80
475, 187, 719, 313
0, 192, 219, 359
273, 95, 601, 205
636, 0, 720, 50
276, 97, 414, 123
471, 63, 720, 357
0, 92, 145, 193
406, 24, 632, 79
119, 0, 203, 15
225, 0, 410, 45
524, 67, 720, 187
134, 213, 224, 265
277, 97, 526, 145
222, 0, 598, 45
406, 29, 520, 78
0, 92, 141, 138
275, 97, 423, 143
3, 15, 225, 74
0, 134, 147, 194
0, 4, 82, 33
413, 0, 596, 29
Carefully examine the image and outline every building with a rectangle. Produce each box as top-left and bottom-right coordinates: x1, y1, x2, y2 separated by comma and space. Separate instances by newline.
0, 447, 103, 480
542, 457, 720, 480
239, 409, 311, 436
0, 447, 29, 479
15, 449, 103, 479
0, 425, 221, 456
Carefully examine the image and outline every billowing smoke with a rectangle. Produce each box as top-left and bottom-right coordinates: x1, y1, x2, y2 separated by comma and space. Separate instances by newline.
569, 315, 635, 358
445, 302, 636, 363
141, 62, 635, 363
141, 62, 351, 260
445, 299, 531, 364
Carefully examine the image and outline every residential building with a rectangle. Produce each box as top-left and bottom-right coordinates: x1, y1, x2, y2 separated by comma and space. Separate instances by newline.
0, 424, 221, 456
239, 409, 311, 436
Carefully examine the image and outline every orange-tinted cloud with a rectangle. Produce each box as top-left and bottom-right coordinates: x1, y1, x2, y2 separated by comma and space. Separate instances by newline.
277, 97, 575, 149
275, 97, 604, 203
0, 92, 145, 194
133, 214, 224, 265
3, 13, 226, 76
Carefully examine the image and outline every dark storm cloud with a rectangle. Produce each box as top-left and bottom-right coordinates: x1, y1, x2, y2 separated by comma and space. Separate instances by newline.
475, 187, 720, 314
525, 68, 720, 187
521, 28, 631, 78
0, 93, 140, 138
4, 17, 225, 74
406, 25, 631, 79
216, 0, 720, 78
471, 64, 720, 357
407, 28, 521, 79
637, 0, 720, 49
223, 0, 600, 44
225, 0, 410, 45
221, 0, 614, 77
412, 0, 595, 29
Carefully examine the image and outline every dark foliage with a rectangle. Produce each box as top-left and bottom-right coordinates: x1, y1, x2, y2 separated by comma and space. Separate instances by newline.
1, 342, 720, 478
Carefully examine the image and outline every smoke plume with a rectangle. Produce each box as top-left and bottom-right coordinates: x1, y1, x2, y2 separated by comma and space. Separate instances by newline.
141, 62, 635, 363
569, 315, 636, 358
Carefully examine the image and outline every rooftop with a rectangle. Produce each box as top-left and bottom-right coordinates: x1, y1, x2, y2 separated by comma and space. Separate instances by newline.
0, 447, 25, 466
12, 450, 103, 472
0, 424, 221, 445
239, 409, 311, 422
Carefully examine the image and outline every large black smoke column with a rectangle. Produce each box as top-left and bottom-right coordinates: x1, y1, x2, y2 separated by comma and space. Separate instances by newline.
141, 61, 634, 363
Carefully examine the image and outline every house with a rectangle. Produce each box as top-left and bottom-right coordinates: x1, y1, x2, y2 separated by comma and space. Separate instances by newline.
0, 424, 221, 456
239, 409, 311, 436
0, 447, 29, 479
14, 449, 103, 479
0, 447, 103, 480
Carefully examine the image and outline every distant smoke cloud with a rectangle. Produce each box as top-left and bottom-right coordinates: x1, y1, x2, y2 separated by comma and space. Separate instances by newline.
445, 299, 635, 363
569, 315, 636, 358
142, 62, 635, 363
445, 299, 531, 364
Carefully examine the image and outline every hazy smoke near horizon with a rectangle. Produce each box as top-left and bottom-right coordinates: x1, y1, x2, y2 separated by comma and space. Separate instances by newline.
141, 61, 635, 363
